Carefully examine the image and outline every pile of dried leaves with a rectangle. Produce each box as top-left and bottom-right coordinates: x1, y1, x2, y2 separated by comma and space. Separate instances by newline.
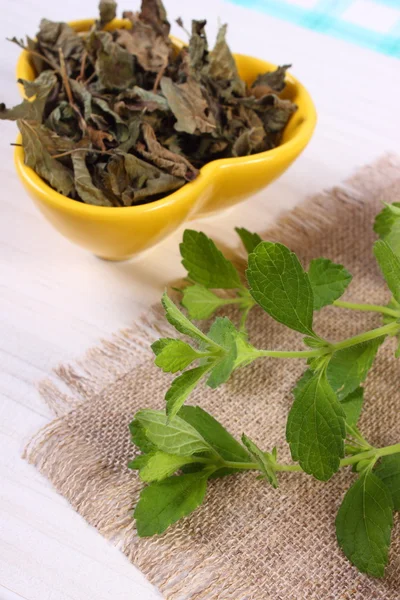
1, 0, 297, 207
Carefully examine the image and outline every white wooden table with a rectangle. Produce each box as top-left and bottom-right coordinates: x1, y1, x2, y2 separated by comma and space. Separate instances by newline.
1, 1, 399, 598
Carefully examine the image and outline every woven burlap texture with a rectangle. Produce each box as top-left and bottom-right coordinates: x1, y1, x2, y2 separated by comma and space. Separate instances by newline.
25, 155, 400, 600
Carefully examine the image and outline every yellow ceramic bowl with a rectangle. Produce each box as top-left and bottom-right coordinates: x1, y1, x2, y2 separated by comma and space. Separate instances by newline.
14, 19, 316, 260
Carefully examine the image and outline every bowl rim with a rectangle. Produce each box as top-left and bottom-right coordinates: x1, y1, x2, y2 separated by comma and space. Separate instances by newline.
15, 18, 317, 216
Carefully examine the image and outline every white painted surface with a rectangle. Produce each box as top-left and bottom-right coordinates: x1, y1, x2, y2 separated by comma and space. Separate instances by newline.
0, 1, 399, 598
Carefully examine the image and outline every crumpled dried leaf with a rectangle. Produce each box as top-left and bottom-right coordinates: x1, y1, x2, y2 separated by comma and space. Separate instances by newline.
91, 96, 129, 141
46, 101, 80, 140
209, 24, 245, 96
93, 31, 135, 89
114, 86, 169, 114
188, 20, 208, 79
99, 0, 117, 27
0, 71, 57, 122
232, 126, 265, 157
261, 95, 297, 133
251, 65, 291, 97
118, 152, 184, 204
72, 152, 113, 206
136, 122, 198, 180
115, 20, 170, 73
160, 77, 217, 135
69, 79, 92, 120
139, 0, 170, 38
18, 119, 75, 196
118, 119, 141, 152
37, 19, 84, 75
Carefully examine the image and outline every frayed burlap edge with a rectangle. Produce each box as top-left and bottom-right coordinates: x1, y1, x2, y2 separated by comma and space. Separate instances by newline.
23, 154, 400, 600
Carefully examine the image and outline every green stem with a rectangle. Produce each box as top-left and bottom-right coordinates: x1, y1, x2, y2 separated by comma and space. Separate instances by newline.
222, 443, 400, 474
328, 322, 399, 352
239, 304, 252, 333
255, 348, 323, 359
333, 299, 400, 318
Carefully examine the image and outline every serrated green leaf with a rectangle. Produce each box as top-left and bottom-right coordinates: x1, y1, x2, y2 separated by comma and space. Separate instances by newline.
241, 434, 278, 488
308, 258, 352, 310
375, 454, 400, 510
134, 472, 208, 536
374, 202, 400, 238
129, 419, 156, 453
340, 387, 364, 427
166, 365, 210, 418
336, 470, 393, 577
181, 285, 225, 319
135, 409, 212, 456
180, 230, 241, 289
286, 370, 346, 481
179, 406, 251, 464
152, 338, 200, 373
384, 220, 400, 258
131, 451, 197, 483
235, 227, 262, 254
374, 240, 400, 303
247, 242, 315, 335
161, 293, 215, 346
327, 337, 384, 400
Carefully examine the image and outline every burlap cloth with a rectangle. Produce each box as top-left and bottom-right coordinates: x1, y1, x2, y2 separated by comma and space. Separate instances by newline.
25, 155, 400, 600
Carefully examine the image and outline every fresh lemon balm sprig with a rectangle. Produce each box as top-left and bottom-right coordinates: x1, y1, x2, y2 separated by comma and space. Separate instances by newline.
130, 203, 400, 578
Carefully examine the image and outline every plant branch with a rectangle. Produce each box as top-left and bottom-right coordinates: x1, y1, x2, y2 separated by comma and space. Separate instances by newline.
334, 299, 400, 318
328, 322, 399, 352
222, 443, 400, 474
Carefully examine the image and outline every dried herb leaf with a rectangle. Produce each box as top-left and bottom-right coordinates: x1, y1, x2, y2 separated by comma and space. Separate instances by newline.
160, 77, 217, 135
0, 71, 57, 122
72, 152, 113, 206
18, 119, 75, 196
99, 0, 117, 27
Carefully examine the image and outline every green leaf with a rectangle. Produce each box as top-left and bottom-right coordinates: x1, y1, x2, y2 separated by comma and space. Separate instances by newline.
336, 470, 394, 577
327, 337, 384, 401
134, 472, 208, 536
308, 258, 352, 310
180, 230, 241, 289
385, 220, 400, 258
161, 293, 215, 346
129, 419, 156, 454
374, 240, 400, 303
374, 203, 400, 238
206, 317, 238, 388
375, 454, 400, 510
241, 434, 278, 488
286, 370, 346, 481
340, 387, 364, 427
165, 365, 210, 418
247, 242, 315, 335
181, 285, 225, 320
152, 338, 200, 373
131, 451, 197, 483
178, 406, 251, 464
135, 409, 212, 456
235, 227, 262, 254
